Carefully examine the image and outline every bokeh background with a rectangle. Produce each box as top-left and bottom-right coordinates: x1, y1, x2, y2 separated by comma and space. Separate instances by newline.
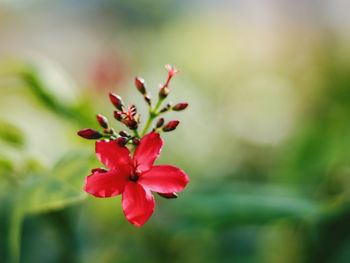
1, 1, 350, 262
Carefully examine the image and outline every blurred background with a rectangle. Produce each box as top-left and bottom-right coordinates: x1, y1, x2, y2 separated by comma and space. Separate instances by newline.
0, 0, 350, 262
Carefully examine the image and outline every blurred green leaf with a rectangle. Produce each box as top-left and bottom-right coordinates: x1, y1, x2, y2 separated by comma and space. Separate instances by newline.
0, 194, 23, 263
172, 191, 321, 228
20, 176, 86, 215
0, 59, 95, 127
0, 121, 24, 148
0, 176, 85, 263
20, 68, 93, 127
51, 151, 94, 190
0, 150, 91, 263
0, 157, 15, 190
0, 157, 14, 176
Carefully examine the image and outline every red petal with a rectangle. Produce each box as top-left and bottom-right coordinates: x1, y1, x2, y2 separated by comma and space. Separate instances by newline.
133, 132, 163, 173
96, 140, 132, 169
122, 182, 155, 227
139, 165, 189, 194
84, 168, 128, 198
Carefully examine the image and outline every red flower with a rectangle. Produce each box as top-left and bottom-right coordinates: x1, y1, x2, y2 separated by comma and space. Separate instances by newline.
84, 132, 189, 227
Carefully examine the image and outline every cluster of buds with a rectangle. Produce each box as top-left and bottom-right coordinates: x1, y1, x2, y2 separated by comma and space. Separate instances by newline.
78, 64, 188, 146
111, 95, 140, 130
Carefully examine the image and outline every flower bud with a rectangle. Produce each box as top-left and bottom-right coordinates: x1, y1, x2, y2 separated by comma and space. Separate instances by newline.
116, 137, 128, 146
132, 137, 140, 145
158, 192, 178, 199
77, 128, 103, 139
156, 118, 164, 128
124, 119, 138, 130
96, 114, 109, 129
119, 131, 130, 137
159, 86, 170, 99
134, 77, 146, 94
173, 102, 188, 111
144, 94, 151, 106
109, 93, 124, 110
162, 120, 180, 132
113, 111, 123, 121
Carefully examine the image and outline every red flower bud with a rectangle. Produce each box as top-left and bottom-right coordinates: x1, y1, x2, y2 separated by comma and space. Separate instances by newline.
173, 102, 188, 111
109, 93, 124, 110
135, 77, 146, 94
158, 192, 178, 199
132, 137, 140, 145
77, 128, 103, 139
162, 120, 180, 132
159, 86, 170, 99
96, 114, 109, 129
119, 131, 130, 137
123, 119, 138, 130
116, 137, 128, 146
113, 111, 123, 121
156, 118, 164, 128
144, 94, 151, 106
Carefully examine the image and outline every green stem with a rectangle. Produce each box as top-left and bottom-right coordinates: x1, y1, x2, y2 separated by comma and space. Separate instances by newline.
141, 97, 164, 136
141, 117, 154, 137
133, 129, 140, 138
154, 98, 164, 112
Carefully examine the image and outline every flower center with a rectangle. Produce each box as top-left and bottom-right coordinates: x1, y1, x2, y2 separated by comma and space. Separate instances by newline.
129, 171, 139, 182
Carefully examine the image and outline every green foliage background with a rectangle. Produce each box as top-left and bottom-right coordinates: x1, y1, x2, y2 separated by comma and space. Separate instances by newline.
1, 1, 350, 263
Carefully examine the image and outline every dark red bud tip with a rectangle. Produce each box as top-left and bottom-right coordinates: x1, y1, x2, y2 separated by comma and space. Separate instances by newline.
126, 119, 138, 130
135, 77, 146, 94
162, 120, 180, 132
158, 192, 178, 199
132, 137, 140, 145
96, 114, 109, 129
159, 86, 170, 99
144, 95, 151, 106
77, 128, 103, 139
173, 102, 188, 111
109, 93, 124, 110
113, 111, 123, 121
156, 118, 165, 128
116, 137, 128, 147
119, 131, 130, 137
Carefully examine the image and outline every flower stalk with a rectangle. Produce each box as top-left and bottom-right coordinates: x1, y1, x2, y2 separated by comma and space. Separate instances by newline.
141, 96, 165, 136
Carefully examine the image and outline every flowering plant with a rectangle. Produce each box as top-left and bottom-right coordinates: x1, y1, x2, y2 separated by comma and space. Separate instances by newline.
78, 65, 189, 227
